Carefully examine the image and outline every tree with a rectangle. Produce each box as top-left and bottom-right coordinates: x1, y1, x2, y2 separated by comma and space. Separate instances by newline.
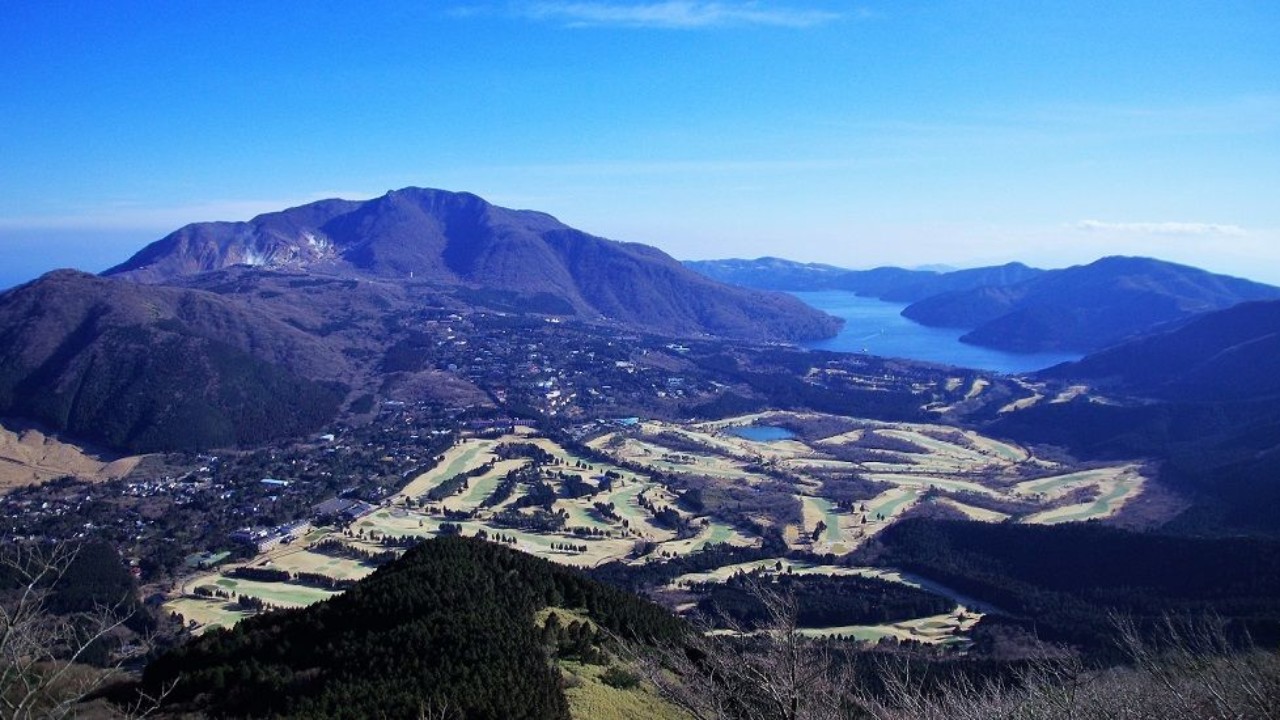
812, 521, 827, 543
0, 542, 168, 719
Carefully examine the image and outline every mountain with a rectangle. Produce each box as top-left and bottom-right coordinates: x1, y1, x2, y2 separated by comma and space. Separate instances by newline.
684, 257, 1042, 301
903, 256, 1280, 353
0, 271, 348, 452
681, 257, 854, 290
688, 254, 1279, 356
987, 299, 1280, 536
105, 188, 841, 343
870, 262, 1043, 302
141, 536, 685, 719
1040, 299, 1280, 402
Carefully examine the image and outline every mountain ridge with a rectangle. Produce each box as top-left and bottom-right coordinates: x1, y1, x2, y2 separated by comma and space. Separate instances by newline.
141, 535, 686, 719
0, 270, 350, 452
1039, 299, 1280, 402
688, 254, 1280, 355
684, 256, 1043, 301
988, 298, 1280, 536
106, 188, 841, 343
905, 256, 1280, 353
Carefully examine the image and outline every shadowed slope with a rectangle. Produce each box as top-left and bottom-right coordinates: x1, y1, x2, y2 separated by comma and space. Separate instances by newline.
904, 256, 1280, 353
0, 271, 348, 452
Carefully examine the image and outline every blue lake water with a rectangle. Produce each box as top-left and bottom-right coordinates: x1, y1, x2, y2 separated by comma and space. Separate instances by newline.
726, 425, 797, 442
791, 290, 1081, 375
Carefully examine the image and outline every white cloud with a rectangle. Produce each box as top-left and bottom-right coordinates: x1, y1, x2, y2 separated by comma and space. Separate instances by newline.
522, 1, 843, 29
1075, 220, 1248, 238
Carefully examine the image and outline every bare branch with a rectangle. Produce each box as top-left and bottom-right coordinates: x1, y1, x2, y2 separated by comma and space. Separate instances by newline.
0, 540, 165, 720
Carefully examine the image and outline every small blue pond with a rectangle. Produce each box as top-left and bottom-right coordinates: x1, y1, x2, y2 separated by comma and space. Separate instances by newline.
726, 425, 796, 442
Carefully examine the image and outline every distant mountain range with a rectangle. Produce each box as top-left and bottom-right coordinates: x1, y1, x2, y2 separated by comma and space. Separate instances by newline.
687, 255, 1280, 353
684, 257, 1041, 302
905, 256, 1280, 353
106, 188, 841, 343
6, 189, 1278, 458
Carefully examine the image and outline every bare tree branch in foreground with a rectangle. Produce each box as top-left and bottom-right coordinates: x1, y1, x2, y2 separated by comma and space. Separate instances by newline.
630, 579, 859, 720
855, 614, 1280, 720
0, 542, 168, 719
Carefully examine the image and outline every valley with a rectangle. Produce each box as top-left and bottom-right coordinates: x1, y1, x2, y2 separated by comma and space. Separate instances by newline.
6, 3, 1280, 712
790, 289, 1082, 373
8, 224, 1275, 699
2, 232, 1278, 718
162, 412, 1147, 647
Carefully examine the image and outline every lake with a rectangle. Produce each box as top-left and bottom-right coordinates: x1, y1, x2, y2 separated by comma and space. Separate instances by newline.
791, 290, 1081, 375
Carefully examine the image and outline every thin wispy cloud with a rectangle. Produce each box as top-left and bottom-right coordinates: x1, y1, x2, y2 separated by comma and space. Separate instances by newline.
1076, 220, 1248, 238
0, 192, 379, 231
489, 157, 877, 177
521, 1, 844, 29
821, 95, 1280, 159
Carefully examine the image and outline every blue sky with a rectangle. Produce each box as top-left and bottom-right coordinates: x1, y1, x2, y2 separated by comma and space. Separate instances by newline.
2, 1, 1277, 288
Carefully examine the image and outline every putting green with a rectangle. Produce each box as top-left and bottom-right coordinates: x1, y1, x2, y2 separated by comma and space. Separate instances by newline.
800, 496, 844, 547
556, 499, 617, 531
262, 549, 373, 582
932, 497, 1010, 523
165, 596, 253, 633
442, 458, 529, 510
1015, 469, 1114, 497
797, 610, 980, 646
865, 487, 922, 519
649, 521, 755, 559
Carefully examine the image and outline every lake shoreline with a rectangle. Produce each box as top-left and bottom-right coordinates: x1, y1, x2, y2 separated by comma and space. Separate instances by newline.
791, 290, 1080, 375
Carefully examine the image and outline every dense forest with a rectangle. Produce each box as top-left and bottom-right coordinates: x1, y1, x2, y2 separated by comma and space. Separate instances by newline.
871, 519, 1280, 655
696, 572, 953, 630
0, 541, 141, 620
142, 537, 686, 719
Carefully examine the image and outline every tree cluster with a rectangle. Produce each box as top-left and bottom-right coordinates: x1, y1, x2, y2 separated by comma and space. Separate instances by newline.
142, 537, 685, 719
871, 519, 1280, 656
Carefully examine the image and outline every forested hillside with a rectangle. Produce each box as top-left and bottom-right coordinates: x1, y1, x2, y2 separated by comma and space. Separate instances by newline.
142, 536, 685, 719
1041, 299, 1280, 402
871, 519, 1280, 655
0, 271, 347, 452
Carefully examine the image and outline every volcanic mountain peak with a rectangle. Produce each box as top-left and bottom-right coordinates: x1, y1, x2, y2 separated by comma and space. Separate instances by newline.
105, 188, 569, 282
103, 188, 842, 342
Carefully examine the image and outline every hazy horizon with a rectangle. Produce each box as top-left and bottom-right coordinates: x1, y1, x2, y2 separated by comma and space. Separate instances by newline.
3, 2, 1277, 287
3, 190, 1280, 292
